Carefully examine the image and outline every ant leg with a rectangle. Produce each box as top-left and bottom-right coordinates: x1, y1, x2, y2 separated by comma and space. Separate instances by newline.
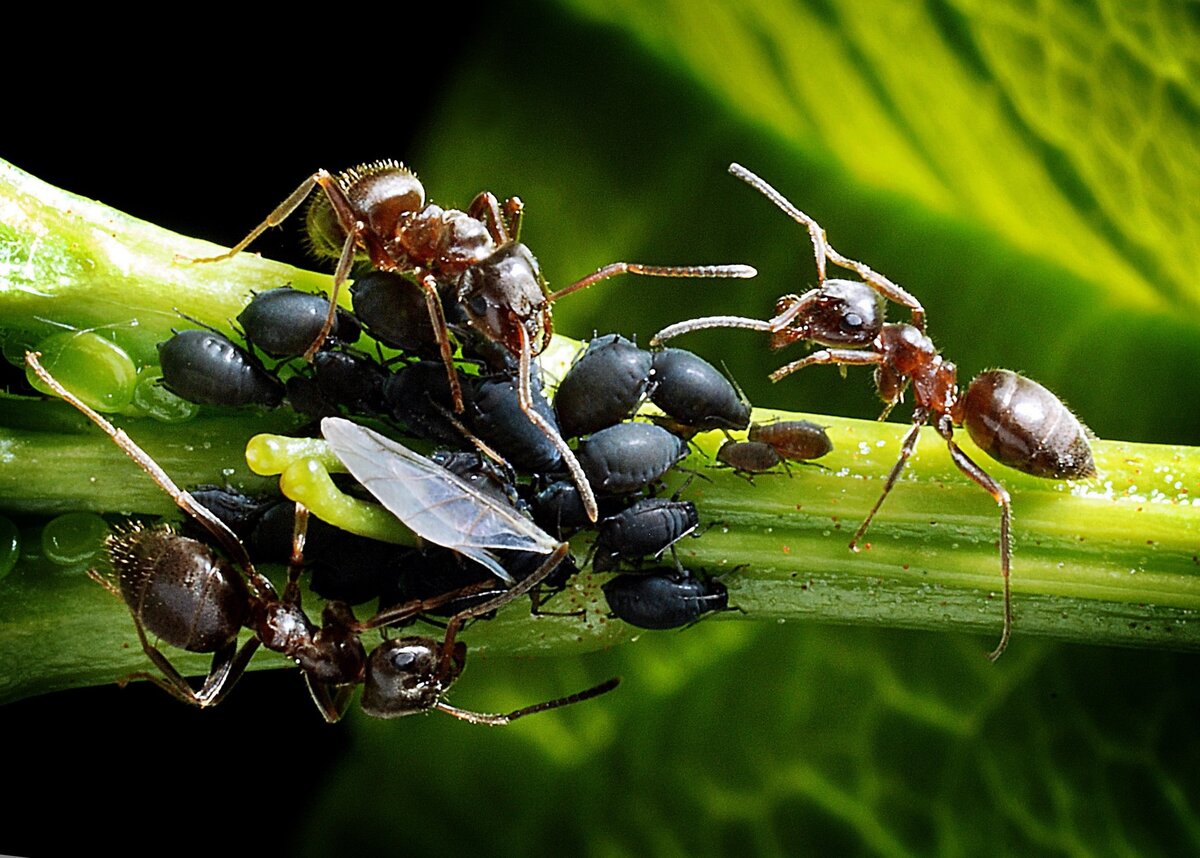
438, 542, 571, 676
729, 162, 830, 281
124, 622, 261, 708
305, 676, 356, 724
187, 171, 325, 264
503, 196, 524, 242
513, 327, 598, 522
822, 248, 926, 331
849, 415, 928, 552
544, 262, 756, 304
728, 163, 926, 329
467, 191, 511, 244
935, 419, 1014, 661
282, 503, 311, 604
25, 352, 276, 600
769, 348, 881, 383
302, 173, 372, 361
416, 270, 465, 413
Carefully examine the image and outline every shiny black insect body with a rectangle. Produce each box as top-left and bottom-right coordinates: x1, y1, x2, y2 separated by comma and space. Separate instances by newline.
237, 286, 361, 358
158, 329, 284, 408
554, 334, 654, 438
27, 352, 618, 724
648, 348, 750, 433
576, 422, 689, 496
591, 498, 699, 572
602, 569, 731, 630
465, 373, 563, 474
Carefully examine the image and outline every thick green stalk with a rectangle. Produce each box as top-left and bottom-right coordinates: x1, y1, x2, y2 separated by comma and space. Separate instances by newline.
1, 159, 1197, 706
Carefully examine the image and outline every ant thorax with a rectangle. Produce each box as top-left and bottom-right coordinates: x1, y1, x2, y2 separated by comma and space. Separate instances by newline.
394, 204, 497, 274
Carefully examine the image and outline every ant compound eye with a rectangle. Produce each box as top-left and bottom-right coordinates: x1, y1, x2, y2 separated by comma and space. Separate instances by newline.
466, 294, 490, 320
388, 647, 419, 672
840, 313, 864, 333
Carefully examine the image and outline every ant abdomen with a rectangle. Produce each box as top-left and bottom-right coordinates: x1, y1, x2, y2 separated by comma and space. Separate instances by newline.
958, 369, 1096, 480
106, 523, 248, 653
305, 161, 426, 258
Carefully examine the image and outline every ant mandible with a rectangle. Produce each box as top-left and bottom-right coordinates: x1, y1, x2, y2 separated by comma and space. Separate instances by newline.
26, 351, 619, 723
190, 161, 755, 523
653, 165, 1096, 660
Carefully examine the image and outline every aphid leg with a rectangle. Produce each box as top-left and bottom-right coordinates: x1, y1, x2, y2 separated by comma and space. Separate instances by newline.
544, 262, 757, 305
24, 352, 276, 600
849, 415, 927, 553
416, 270, 466, 413
935, 417, 1014, 661
467, 191, 511, 244
769, 348, 882, 383
186, 171, 324, 264
515, 326, 599, 522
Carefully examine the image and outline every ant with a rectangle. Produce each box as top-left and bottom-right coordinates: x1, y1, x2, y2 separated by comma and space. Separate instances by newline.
652, 165, 1096, 660
189, 162, 756, 522
26, 351, 618, 723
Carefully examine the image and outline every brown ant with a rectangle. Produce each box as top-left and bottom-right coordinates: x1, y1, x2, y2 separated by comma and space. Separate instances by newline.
190, 161, 755, 523
652, 165, 1096, 660
653, 162, 923, 354
26, 351, 618, 724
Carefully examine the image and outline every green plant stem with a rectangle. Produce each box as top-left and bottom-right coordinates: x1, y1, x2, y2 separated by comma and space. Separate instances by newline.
1, 159, 1198, 706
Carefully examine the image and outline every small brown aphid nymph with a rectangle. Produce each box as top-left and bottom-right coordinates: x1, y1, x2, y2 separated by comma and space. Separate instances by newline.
716, 439, 785, 480
748, 420, 833, 463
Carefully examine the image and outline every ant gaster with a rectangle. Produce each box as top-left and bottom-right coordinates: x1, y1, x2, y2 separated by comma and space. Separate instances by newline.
651, 165, 1096, 660
191, 161, 755, 523
26, 351, 618, 724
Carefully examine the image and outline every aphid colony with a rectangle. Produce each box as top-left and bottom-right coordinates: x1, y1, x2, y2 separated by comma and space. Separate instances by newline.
29, 158, 1093, 721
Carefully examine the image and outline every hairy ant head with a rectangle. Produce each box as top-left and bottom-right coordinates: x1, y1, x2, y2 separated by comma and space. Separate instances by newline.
360, 638, 466, 718
457, 242, 552, 357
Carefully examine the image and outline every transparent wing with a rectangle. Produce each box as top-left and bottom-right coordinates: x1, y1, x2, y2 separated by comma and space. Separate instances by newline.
321, 418, 559, 582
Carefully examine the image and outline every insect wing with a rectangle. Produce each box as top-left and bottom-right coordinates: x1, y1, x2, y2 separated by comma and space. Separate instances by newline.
321, 418, 560, 582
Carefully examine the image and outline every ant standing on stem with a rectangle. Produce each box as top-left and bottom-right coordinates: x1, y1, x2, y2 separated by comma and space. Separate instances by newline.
25, 351, 618, 723
187, 161, 756, 524
653, 164, 1096, 660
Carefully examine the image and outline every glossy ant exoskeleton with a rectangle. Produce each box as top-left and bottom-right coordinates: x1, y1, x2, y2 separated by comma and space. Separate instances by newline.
651, 165, 1096, 660
189, 162, 756, 523
26, 351, 619, 724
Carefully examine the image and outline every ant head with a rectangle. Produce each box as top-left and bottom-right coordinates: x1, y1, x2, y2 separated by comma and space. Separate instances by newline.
306, 163, 426, 259
456, 243, 552, 357
771, 279, 884, 350
359, 637, 467, 718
